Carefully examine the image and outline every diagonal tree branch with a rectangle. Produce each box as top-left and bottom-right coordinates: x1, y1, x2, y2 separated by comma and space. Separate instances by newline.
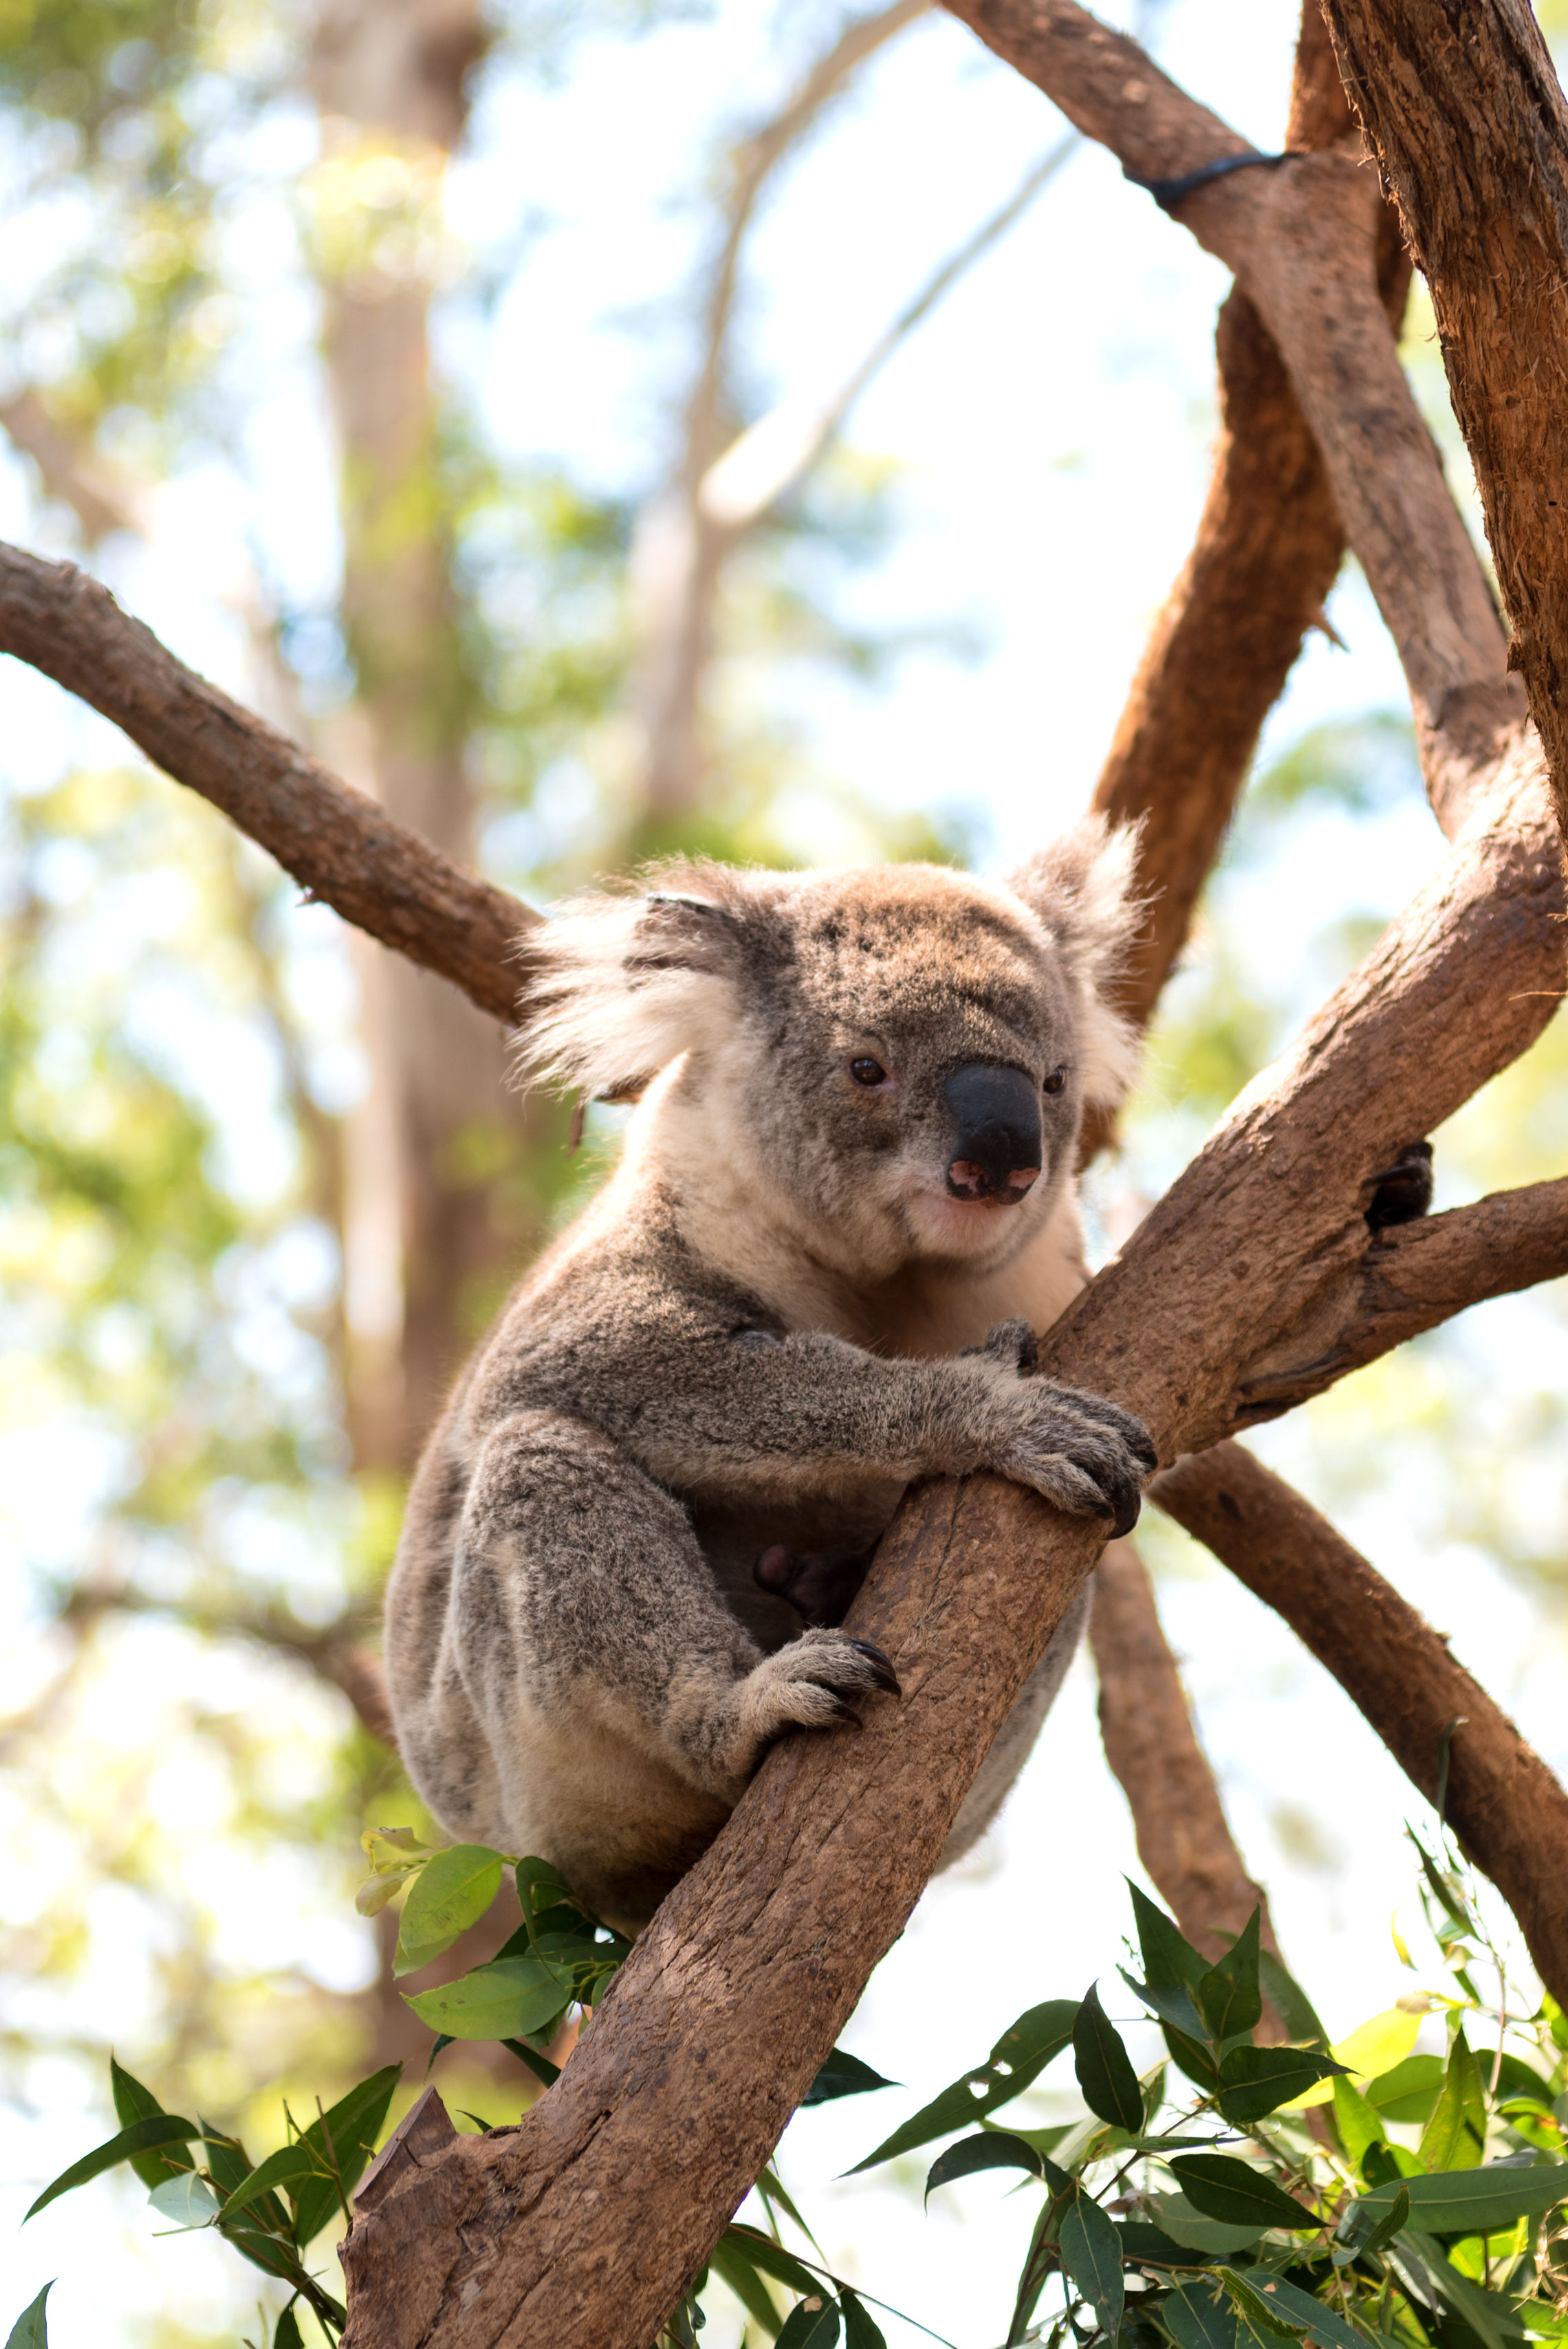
1089, 1539, 1282, 1969
0, 541, 535, 1021
1152, 1440, 1568, 2004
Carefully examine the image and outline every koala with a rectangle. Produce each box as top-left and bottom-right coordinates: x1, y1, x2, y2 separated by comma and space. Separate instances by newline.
384, 821, 1155, 1934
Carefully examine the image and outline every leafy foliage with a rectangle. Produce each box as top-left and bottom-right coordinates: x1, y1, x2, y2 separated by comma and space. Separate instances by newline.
16, 1841, 1564, 2349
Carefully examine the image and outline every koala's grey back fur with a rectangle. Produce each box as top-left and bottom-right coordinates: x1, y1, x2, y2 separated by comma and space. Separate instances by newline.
385, 827, 1151, 1933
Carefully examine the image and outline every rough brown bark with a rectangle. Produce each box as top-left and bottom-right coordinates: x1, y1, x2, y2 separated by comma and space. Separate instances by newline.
939, 0, 1527, 828
0, 541, 535, 1019
1234, 1171, 1568, 1421
1153, 1441, 1568, 2006
1320, 0, 1568, 847
1089, 1541, 1281, 1967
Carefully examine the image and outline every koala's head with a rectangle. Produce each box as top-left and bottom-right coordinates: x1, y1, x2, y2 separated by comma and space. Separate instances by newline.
521, 819, 1141, 1277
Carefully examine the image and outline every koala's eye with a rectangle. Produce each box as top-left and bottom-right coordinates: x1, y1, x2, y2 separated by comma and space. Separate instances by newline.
849, 1057, 887, 1088
1043, 1066, 1067, 1095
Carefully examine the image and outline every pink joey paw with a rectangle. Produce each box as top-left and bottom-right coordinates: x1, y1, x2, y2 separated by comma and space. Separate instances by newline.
730, 1629, 900, 1772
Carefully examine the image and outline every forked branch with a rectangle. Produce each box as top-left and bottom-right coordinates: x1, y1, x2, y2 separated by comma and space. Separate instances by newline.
1153, 1442, 1568, 2004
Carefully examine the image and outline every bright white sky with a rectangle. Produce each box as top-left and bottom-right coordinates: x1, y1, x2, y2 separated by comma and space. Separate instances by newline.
3, 3, 1563, 2344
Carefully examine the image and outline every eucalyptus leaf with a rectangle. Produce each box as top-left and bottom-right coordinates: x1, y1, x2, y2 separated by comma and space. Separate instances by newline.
25, 2114, 202, 2220
1146, 2190, 1265, 2255
925, 2130, 1043, 2204
291, 2062, 402, 2245
721, 2225, 821, 2300
393, 1845, 505, 1978
803, 2049, 896, 2107
149, 2172, 223, 2227
4, 2284, 52, 2349
708, 2233, 784, 2333
217, 2142, 317, 2223
1245, 2273, 1367, 2349
1366, 2056, 1444, 2124
1131, 1883, 1210, 1996
404, 1955, 576, 2042
1169, 2154, 1318, 2232
1257, 1953, 1329, 2049
110, 2057, 186, 2191
1074, 1983, 1144, 2133
1353, 2165, 1567, 2236
1166, 2279, 1248, 2349
1217, 2046, 1348, 2126
1219, 2265, 1307, 2341
839, 2290, 888, 2349
1197, 1912, 1263, 2045
848, 1999, 1076, 2172
1331, 2073, 1389, 2170
274, 2308, 306, 2349
1060, 2190, 1124, 2333
1419, 2031, 1486, 2173
775, 2297, 840, 2349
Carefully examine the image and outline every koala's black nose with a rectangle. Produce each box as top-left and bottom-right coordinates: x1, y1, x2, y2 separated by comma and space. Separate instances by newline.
943, 1063, 1042, 1205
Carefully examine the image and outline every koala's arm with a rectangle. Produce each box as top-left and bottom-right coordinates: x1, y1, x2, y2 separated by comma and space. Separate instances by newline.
574, 1314, 1155, 1537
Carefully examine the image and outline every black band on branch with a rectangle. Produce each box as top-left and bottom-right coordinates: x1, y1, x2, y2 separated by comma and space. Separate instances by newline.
1124, 149, 1295, 213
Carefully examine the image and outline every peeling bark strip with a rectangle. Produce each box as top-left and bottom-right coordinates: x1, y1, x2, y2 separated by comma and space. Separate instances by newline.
1153, 1442, 1568, 2005
1320, 0, 1568, 846
0, 542, 535, 1022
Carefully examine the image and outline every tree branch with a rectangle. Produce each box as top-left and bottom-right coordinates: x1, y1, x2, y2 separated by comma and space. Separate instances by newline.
1236, 1173, 1568, 1422
1151, 1441, 1568, 2004
1085, 0, 1411, 1121
939, 0, 1527, 829
1089, 1539, 1281, 1971
1319, 0, 1568, 847
0, 541, 535, 1021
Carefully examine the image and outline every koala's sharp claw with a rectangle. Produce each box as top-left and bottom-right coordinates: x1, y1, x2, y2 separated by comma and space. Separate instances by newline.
1110, 1489, 1141, 1539
849, 1638, 901, 1695
825, 1693, 864, 1730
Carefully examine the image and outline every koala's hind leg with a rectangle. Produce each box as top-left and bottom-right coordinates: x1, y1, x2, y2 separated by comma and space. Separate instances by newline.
938, 1580, 1092, 1870
439, 1411, 900, 1931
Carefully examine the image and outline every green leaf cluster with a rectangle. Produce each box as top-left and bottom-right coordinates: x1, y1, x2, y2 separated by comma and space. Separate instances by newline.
21, 2053, 402, 2340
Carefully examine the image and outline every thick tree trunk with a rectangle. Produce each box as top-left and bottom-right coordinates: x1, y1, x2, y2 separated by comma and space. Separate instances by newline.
311, 0, 542, 1462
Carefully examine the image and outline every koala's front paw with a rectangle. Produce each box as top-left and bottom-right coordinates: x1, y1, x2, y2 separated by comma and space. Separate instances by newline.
996, 1381, 1156, 1538
725, 1630, 900, 1776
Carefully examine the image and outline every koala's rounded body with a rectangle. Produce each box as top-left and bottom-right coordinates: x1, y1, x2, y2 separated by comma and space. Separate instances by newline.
385, 828, 1154, 1932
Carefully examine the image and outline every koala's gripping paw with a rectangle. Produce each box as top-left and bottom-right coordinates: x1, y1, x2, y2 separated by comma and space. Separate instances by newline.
995, 1380, 1156, 1539
722, 1630, 900, 1777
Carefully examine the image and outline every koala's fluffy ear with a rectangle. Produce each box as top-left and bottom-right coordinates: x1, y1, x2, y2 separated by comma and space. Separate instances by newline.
1005, 816, 1144, 1112
518, 863, 756, 1098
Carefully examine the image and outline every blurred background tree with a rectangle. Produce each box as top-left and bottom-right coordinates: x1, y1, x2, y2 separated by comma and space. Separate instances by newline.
1, 3, 1564, 2344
